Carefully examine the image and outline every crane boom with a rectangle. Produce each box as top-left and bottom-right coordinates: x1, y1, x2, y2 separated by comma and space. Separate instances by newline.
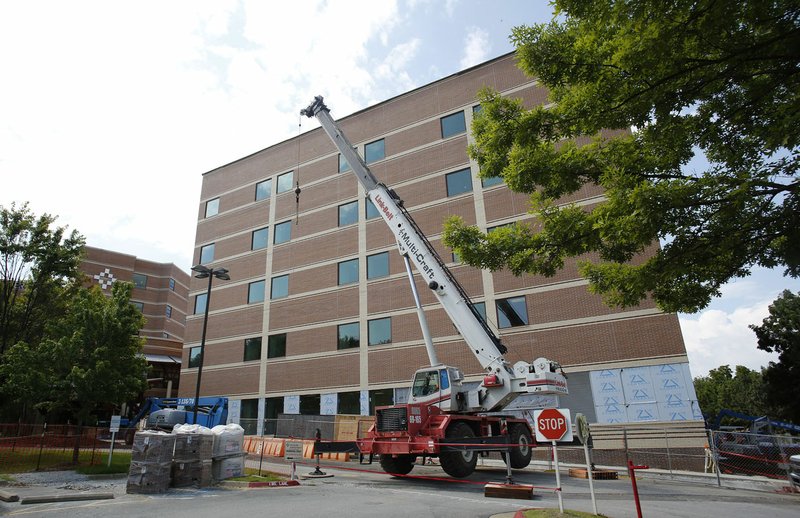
302, 96, 508, 372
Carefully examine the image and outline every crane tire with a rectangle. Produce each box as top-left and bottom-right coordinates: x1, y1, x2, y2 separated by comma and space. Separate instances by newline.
379, 454, 416, 476
440, 421, 478, 478
501, 423, 533, 469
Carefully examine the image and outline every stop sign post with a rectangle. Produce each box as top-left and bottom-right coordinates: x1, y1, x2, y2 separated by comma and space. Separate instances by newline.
533, 408, 572, 514
534, 408, 573, 442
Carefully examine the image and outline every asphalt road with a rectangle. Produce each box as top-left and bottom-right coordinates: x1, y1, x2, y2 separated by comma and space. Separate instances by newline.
2, 458, 798, 517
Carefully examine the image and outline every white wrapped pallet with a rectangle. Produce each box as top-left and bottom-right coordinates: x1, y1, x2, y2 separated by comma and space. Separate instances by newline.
211, 423, 244, 458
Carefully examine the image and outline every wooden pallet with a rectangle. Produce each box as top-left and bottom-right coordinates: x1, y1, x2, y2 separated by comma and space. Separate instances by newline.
484, 482, 534, 499
568, 468, 619, 480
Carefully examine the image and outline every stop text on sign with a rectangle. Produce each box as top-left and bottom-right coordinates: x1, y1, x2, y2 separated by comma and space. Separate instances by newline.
533, 408, 573, 442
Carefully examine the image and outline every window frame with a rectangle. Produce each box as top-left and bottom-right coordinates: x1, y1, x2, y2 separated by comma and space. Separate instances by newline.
267, 334, 287, 358
445, 168, 473, 197
364, 139, 385, 163
199, 243, 215, 264
255, 179, 271, 201
368, 317, 392, 346
273, 221, 291, 244
248, 279, 266, 304
440, 111, 467, 138
365, 198, 380, 220
270, 275, 289, 300
205, 197, 220, 218
276, 171, 294, 194
252, 227, 269, 250
337, 322, 360, 350
194, 293, 207, 314
367, 252, 389, 280
243, 337, 262, 362
338, 201, 358, 227
132, 273, 147, 289
338, 258, 359, 286
188, 347, 202, 368
496, 296, 529, 329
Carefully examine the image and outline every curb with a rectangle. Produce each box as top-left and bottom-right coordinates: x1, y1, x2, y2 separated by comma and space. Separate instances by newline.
0, 489, 19, 502
219, 479, 300, 489
20, 493, 114, 505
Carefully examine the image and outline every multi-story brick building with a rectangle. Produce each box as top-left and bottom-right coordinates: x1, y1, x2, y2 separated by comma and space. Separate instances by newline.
81, 246, 188, 400
183, 53, 702, 435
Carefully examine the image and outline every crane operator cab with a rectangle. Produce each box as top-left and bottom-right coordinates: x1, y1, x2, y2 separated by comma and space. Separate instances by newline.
409, 365, 464, 412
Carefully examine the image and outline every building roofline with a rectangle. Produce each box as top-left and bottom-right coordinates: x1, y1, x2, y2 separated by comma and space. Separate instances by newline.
201, 51, 517, 177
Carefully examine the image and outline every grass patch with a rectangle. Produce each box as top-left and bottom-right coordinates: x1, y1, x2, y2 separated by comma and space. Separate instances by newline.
229, 467, 287, 482
519, 510, 608, 517
0, 448, 131, 474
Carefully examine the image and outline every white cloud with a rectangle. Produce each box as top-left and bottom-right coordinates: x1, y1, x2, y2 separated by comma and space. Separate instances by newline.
680, 300, 778, 378
460, 27, 490, 69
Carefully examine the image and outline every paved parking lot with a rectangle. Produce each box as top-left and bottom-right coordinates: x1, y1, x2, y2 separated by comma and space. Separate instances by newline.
2, 457, 798, 517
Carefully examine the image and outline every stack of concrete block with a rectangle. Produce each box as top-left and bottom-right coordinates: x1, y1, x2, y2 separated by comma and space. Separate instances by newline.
126, 431, 175, 494
211, 424, 246, 481
171, 431, 214, 488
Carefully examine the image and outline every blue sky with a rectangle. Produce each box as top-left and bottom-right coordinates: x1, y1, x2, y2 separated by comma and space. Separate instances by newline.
2, 0, 796, 377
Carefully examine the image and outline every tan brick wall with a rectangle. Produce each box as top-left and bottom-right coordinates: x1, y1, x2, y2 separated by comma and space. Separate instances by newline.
269, 286, 359, 328
264, 355, 360, 392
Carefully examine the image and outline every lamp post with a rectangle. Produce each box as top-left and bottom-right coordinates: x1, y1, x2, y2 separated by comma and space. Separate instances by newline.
190, 264, 230, 425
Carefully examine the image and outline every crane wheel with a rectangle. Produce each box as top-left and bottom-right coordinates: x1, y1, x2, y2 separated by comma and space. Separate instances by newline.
440, 421, 478, 478
379, 454, 416, 476
501, 423, 533, 469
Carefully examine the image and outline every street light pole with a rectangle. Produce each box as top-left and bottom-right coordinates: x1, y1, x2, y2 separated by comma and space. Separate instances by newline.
191, 264, 230, 426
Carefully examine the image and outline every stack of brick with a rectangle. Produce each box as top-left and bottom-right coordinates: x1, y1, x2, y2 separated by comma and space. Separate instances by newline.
171, 431, 214, 488
126, 431, 175, 494
211, 424, 246, 481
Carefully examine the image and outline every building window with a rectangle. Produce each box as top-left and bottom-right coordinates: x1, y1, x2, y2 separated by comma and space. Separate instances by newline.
497, 296, 529, 328
188, 347, 201, 368
169, 278, 175, 291
255, 179, 271, 201
338, 259, 359, 285
200, 243, 215, 264
473, 104, 483, 115
244, 337, 261, 362
338, 201, 358, 226
338, 391, 360, 415
300, 394, 321, 415
446, 168, 473, 197
368, 317, 391, 345
252, 227, 269, 250
367, 252, 389, 279
366, 198, 380, 219
441, 111, 466, 138
338, 153, 351, 173
277, 171, 294, 193
338, 322, 360, 350
270, 275, 288, 299
205, 197, 219, 218
274, 221, 291, 244
132, 273, 147, 288
482, 175, 504, 188
248, 280, 266, 304
132, 301, 144, 312
369, 388, 394, 415
268, 334, 286, 358
473, 301, 487, 324
165, 305, 172, 319
194, 293, 207, 314
365, 139, 385, 163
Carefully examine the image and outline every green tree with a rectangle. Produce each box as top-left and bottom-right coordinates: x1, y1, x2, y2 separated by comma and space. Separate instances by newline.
750, 290, 800, 423
693, 365, 768, 423
0, 202, 85, 354
443, 1, 799, 313
0, 282, 148, 425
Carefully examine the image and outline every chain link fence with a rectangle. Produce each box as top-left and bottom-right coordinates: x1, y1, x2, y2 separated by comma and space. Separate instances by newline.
708, 429, 800, 484
0, 423, 131, 473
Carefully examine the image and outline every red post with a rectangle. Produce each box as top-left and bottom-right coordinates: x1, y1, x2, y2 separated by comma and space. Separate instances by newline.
627, 459, 649, 518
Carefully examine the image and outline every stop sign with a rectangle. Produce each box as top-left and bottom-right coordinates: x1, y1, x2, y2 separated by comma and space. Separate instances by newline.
533, 408, 573, 442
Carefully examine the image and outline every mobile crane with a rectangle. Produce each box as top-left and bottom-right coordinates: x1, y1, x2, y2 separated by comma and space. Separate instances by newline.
301, 96, 568, 478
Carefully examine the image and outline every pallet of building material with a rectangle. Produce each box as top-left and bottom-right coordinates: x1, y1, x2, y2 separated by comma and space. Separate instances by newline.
171, 460, 213, 488
173, 433, 214, 462
126, 461, 172, 494
212, 453, 246, 481
568, 467, 618, 480
211, 424, 245, 458
131, 431, 176, 464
